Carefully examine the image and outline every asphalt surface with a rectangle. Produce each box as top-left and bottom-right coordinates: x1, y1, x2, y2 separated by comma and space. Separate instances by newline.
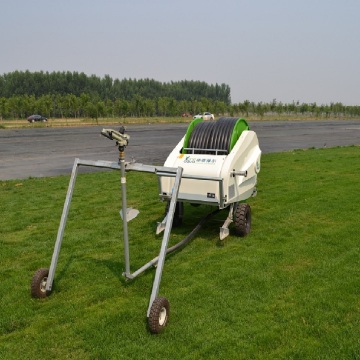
0, 120, 359, 180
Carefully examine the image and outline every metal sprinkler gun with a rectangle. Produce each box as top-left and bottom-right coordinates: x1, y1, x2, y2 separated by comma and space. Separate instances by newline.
101, 126, 135, 278
101, 126, 130, 151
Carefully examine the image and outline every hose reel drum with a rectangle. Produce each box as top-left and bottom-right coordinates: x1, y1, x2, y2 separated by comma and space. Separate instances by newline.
159, 117, 261, 213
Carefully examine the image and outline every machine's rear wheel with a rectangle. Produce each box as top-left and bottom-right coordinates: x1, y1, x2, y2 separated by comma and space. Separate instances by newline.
165, 201, 183, 227
234, 203, 251, 236
148, 297, 170, 334
31, 268, 51, 298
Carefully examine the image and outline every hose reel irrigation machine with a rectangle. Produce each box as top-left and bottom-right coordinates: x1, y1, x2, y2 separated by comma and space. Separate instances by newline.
31, 116, 261, 333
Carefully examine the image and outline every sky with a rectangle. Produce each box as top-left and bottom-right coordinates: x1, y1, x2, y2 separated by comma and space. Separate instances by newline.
1, 0, 359, 105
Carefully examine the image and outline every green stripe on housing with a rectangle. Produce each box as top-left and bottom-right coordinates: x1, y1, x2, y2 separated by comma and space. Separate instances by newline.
182, 117, 203, 154
229, 118, 249, 152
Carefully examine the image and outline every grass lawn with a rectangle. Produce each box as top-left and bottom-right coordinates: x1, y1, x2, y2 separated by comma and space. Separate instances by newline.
1, 146, 359, 359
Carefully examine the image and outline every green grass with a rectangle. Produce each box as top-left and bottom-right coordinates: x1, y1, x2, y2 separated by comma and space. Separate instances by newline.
1, 146, 359, 359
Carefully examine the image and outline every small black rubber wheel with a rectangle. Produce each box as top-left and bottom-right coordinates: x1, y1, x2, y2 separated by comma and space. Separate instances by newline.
233, 203, 251, 237
31, 268, 50, 298
148, 297, 170, 334
165, 201, 183, 227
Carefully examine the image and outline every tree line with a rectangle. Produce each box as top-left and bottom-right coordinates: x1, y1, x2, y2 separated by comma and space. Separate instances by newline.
0, 93, 230, 119
0, 71, 359, 120
0, 71, 231, 104
234, 99, 360, 119
1, 94, 359, 120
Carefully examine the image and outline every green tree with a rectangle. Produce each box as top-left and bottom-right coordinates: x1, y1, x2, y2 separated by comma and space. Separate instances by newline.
143, 99, 156, 116
114, 98, 129, 117
0, 97, 9, 119
37, 95, 53, 118
86, 102, 97, 119
157, 97, 171, 116
130, 95, 146, 117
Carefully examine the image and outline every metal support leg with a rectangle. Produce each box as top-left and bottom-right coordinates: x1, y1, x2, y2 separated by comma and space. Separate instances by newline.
119, 147, 132, 278
46, 158, 80, 291
156, 214, 168, 235
147, 166, 183, 317
219, 203, 235, 240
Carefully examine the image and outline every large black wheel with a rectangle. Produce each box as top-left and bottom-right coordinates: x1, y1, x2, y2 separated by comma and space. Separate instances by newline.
148, 297, 170, 334
165, 201, 184, 227
233, 203, 251, 237
31, 268, 51, 298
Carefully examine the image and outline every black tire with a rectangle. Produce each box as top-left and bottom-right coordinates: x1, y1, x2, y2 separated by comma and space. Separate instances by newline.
148, 297, 170, 334
233, 203, 251, 237
165, 201, 183, 227
31, 268, 50, 298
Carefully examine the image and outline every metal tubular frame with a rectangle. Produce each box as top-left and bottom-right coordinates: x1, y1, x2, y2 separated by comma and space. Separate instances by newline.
44, 157, 183, 315
44, 153, 248, 314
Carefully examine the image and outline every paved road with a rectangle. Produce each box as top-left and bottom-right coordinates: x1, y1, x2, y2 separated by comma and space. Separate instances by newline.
0, 120, 359, 180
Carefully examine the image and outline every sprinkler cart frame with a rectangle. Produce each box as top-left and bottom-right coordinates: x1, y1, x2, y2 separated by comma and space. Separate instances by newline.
31, 119, 261, 333
31, 128, 186, 333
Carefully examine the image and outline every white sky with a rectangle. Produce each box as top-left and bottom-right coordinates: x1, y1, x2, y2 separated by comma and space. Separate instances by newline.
1, 0, 359, 105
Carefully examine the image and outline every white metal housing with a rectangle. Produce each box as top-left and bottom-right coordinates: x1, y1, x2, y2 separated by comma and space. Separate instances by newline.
159, 130, 261, 209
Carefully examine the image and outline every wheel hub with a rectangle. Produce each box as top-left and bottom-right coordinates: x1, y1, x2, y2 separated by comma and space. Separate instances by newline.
40, 277, 47, 293
158, 307, 167, 326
